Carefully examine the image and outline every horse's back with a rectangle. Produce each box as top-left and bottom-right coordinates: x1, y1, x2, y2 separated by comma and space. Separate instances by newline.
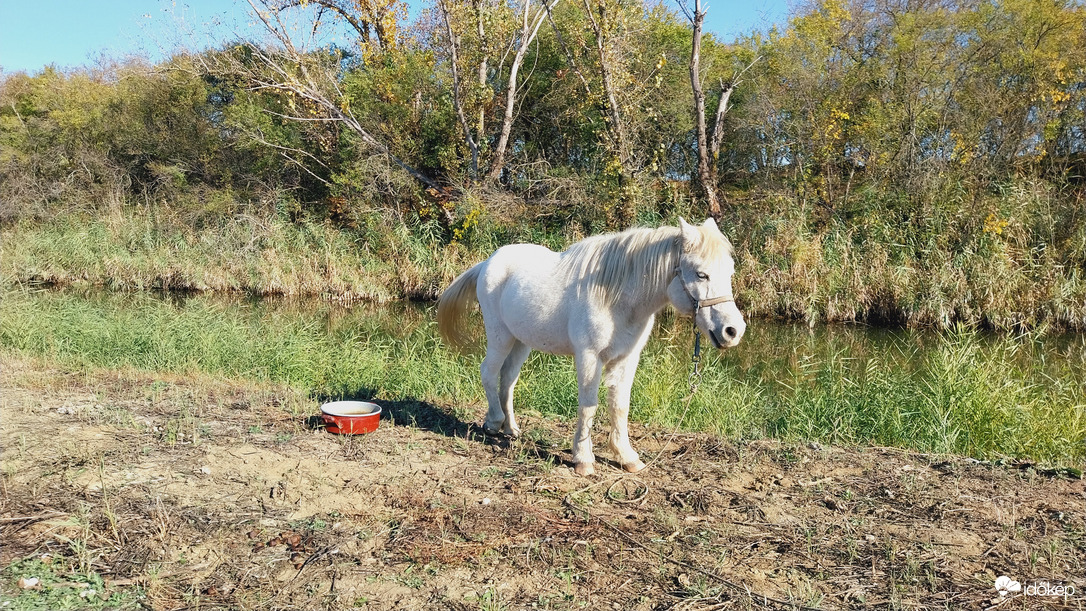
480, 243, 559, 287
478, 243, 577, 354
481, 242, 564, 306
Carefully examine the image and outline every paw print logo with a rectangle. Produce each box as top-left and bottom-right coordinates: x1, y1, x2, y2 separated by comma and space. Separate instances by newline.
995, 576, 1022, 597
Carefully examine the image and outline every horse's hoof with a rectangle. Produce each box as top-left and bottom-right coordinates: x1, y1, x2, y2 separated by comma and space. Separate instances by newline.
622, 460, 646, 473
504, 426, 521, 439
574, 462, 596, 476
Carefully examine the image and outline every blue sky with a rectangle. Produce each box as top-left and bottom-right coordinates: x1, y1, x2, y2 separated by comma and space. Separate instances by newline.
0, 0, 790, 75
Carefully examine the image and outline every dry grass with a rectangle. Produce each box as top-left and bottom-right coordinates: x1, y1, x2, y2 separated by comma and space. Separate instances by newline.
0, 209, 484, 302
4, 178, 1086, 331
2, 354, 1084, 610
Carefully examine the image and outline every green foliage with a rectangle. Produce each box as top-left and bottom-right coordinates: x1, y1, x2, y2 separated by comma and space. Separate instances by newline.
732, 0, 1086, 206
3, 0, 1082, 216
1, 0, 1084, 330
341, 49, 458, 176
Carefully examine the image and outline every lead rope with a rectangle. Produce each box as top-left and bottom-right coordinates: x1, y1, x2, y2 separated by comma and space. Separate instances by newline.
686, 325, 703, 399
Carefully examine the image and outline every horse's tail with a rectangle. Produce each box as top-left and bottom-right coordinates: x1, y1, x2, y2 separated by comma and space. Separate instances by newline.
437, 262, 482, 350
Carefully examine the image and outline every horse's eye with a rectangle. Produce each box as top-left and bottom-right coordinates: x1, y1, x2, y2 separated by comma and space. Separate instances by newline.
696, 272, 710, 280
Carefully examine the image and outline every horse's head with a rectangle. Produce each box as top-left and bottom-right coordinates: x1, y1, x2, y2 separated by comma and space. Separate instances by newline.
668, 217, 746, 349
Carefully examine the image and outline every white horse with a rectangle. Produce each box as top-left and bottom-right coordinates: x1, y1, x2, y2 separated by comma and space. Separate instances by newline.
437, 218, 745, 475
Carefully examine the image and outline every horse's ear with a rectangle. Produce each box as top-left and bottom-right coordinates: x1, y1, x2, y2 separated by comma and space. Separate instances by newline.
702, 217, 719, 232
678, 217, 701, 247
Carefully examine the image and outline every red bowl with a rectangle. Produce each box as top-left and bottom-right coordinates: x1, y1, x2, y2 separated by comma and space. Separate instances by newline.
320, 401, 382, 434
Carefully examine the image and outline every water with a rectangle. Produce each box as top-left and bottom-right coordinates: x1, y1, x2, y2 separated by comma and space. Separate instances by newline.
3, 287, 1084, 464
7, 285, 1086, 399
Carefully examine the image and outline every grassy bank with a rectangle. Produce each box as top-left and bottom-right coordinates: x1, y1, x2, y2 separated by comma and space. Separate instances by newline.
2, 286, 1082, 468
0, 207, 484, 302
727, 183, 1086, 331
3, 180, 1085, 331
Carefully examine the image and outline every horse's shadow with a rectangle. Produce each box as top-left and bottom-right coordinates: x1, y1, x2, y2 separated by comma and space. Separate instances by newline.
306, 389, 566, 466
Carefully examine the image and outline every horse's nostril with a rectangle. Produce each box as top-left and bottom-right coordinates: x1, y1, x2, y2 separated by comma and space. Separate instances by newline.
724, 326, 737, 339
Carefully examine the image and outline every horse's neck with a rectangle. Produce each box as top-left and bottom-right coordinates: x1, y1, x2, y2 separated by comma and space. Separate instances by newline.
618, 229, 680, 316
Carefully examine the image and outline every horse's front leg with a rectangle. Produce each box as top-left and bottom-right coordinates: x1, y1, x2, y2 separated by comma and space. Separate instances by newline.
604, 357, 645, 473
572, 352, 603, 476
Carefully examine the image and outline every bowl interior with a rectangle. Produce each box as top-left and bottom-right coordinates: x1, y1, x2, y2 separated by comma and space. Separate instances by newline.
321, 401, 381, 418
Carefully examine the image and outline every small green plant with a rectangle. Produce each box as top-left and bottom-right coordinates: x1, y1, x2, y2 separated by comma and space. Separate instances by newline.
398, 566, 424, 590
470, 587, 509, 611
1, 557, 141, 611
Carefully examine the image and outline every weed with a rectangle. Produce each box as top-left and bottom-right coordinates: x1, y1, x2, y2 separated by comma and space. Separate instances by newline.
398, 566, 424, 589
470, 587, 509, 611
1, 557, 141, 611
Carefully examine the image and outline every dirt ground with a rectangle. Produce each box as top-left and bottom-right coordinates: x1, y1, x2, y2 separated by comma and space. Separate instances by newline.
1, 355, 1084, 611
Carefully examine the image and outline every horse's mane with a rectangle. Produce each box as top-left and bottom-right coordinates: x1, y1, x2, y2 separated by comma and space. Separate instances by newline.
558, 224, 732, 305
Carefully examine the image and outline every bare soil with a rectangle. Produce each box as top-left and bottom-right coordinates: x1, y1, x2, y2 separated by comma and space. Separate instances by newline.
1, 355, 1083, 610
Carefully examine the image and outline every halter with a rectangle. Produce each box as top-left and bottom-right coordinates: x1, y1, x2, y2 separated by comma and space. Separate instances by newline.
674, 267, 734, 315
674, 266, 734, 395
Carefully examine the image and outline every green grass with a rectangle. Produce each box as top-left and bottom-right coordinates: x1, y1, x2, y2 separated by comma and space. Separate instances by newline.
0, 557, 141, 611
1, 286, 1083, 467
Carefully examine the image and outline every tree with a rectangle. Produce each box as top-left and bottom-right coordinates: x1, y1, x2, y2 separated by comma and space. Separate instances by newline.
485, 0, 562, 180
225, 0, 439, 189
681, 0, 755, 218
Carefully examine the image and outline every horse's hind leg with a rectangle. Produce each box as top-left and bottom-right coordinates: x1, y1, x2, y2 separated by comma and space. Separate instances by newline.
481, 336, 512, 436
497, 341, 530, 437
481, 330, 525, 437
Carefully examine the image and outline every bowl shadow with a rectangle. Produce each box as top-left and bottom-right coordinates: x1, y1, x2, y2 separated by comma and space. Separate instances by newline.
307, 388, 566, 467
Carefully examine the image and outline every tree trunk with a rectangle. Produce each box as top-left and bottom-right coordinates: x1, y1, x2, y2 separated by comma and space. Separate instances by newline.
688, 0, 721, 218
582, 0, 630, 167
486, 0, 560, 181
475, 0, 488, 137
438, 0, 481, 177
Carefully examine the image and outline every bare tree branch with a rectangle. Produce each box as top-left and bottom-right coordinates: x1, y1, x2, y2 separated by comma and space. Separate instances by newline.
487, 0, 562, 180
239, 0, 438, 189
437, 0, 482, 176
709, 56, 758, 161
688, 0, 720, 217
269, 0, 378, 46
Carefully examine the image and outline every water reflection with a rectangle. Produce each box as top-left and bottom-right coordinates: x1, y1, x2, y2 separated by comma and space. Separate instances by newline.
43, 287, 1086, 385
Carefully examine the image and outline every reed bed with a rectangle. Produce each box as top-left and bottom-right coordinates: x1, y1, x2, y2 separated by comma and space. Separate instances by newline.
0, 210, 482, 302
4, 182, 1084, 331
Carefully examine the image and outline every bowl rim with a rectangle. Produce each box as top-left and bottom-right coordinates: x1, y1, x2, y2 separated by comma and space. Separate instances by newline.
320, 400, 382, 418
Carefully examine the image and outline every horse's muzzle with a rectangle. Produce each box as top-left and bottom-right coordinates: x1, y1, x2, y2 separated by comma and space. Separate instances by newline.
709, 323, 744, 349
